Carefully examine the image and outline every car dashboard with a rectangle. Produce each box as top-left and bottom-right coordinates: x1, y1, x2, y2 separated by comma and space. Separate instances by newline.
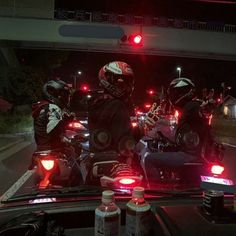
0, 196, 236, 236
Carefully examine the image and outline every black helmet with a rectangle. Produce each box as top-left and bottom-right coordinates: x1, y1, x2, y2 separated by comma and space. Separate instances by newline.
43, 80, 70, 108
98, 61, 134, 100
168, 77, 195, 107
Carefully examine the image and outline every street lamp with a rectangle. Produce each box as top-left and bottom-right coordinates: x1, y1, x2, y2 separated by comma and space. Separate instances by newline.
74, 70, 82, 89
176, 67, 181, 78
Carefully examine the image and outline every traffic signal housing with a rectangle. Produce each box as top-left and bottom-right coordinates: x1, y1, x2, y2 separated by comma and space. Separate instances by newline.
120, 34, 143, 47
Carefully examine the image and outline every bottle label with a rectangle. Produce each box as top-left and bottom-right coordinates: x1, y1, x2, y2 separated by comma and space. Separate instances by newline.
126, 205, 151, 236
95, 208, 121, 236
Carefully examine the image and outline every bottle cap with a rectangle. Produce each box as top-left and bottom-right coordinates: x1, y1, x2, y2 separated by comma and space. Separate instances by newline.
132, 187, 145, 198
102, 190, 114, 204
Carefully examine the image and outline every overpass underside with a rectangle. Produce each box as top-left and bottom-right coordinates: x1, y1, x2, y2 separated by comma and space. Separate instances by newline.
0, 16, 236, 61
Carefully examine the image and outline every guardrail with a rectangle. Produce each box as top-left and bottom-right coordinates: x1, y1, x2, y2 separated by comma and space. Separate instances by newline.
54, 9, 236, 34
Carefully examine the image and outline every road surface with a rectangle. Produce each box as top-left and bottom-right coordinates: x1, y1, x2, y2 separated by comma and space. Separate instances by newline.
0, 141, 235, 200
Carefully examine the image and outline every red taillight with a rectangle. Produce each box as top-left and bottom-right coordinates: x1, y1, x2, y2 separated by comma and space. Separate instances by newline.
100, 175, 142, 188
41, 159, 55, 171
211, 165, 224, 175
208, 114, 213, 126
136, 110, 143, 115
68, 121, 86, 130
119, 178, 136, 185
174, 110, 178, 117
174, 110, 180, 119
144, 103, 151, 109
131, 122, 138, 128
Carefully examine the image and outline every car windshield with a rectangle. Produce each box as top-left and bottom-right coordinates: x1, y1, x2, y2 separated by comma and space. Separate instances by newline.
0, 0, 236, 206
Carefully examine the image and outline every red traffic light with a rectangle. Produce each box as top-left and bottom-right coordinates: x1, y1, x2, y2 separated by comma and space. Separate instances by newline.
120, 34, 143, 46
81, 84, 89, 91
129, 34, 143, 46
147, 89, 155, 95
133, 35, 142, 44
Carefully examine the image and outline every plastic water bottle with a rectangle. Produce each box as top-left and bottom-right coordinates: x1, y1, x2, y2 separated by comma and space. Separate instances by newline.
126, 186, 151, 236
95, 190, 121, 236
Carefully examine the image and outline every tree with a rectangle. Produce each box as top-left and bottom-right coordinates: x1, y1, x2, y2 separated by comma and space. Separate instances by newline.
16, 50, 70, 76
0, 50, 70, 112
0, 66, 45, 110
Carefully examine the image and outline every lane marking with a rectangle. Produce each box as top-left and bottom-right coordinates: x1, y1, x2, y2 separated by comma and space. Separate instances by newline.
222, 142, 236, 148
0, 169, 35, 202
0, 139, 24, 152
0, 141, 32, 161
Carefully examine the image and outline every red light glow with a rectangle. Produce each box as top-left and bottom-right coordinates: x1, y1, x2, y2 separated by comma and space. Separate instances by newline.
119, 178, 136, 185
174, 110, 179, 118
208, 114, 213, 126
148, 89, 154, 95
131, 122, 138, 128
68, 121, 84, 129
136, 110, 142, 115
81, 85, 89, 91
211, 165, 224, 175
41, 159, 55, 171
133, 35, 142, 44
145, 103, 151, 109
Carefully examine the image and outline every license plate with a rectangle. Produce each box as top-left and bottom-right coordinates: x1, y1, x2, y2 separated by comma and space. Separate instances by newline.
201, 175, 234, 186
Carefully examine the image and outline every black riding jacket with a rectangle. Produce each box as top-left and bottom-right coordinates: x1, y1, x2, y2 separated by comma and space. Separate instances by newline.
88, 93, 135, 154
175, 99, 212, 156
32, 101, 66, 151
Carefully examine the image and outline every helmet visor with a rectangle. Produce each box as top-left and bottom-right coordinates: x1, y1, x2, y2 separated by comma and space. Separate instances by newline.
105, 72, 134, 96
58, 88, 70, 107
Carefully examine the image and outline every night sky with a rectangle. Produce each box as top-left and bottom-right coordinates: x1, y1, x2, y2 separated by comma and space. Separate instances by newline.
53, 51, 236, 104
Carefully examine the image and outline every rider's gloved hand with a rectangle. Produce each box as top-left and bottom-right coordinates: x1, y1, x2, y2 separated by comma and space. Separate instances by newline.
62, 111, 76, 127
69, 135, 83, 155
145, 115, 156, 127
63, 111, 75, 121
144, 102, 161, 130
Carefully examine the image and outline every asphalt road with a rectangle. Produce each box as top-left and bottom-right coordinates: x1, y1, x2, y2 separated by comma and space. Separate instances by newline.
0, 141, 235, 198
222, 144, 236, 181
0, 143, 35, 196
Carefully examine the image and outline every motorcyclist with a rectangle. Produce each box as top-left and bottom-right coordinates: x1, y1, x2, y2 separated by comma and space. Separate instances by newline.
200, 88, 217, 119
142, 97, 174, 141
143, 77, 221, 185
167, 77, 210, 155
88, 61, 138, 159
30, 79, 83, 185
32, 79, 74, 151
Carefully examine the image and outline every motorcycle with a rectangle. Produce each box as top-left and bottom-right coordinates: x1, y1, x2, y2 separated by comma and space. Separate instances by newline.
30, 120, 87, 189
135, 105, 225, 189
133, 98, 225, 189
79, 150, 143, 189
66, 112, 144, 189
31, 118, 143, 190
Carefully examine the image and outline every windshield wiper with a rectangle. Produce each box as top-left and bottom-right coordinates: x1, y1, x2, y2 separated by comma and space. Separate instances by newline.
1, 186, 131, 203
1, 185, 102, 203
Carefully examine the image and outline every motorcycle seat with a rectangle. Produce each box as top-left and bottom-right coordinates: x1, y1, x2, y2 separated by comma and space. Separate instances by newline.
33, 149, 63, 156
183, 162, 203, 166
91, 151, 120, 163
